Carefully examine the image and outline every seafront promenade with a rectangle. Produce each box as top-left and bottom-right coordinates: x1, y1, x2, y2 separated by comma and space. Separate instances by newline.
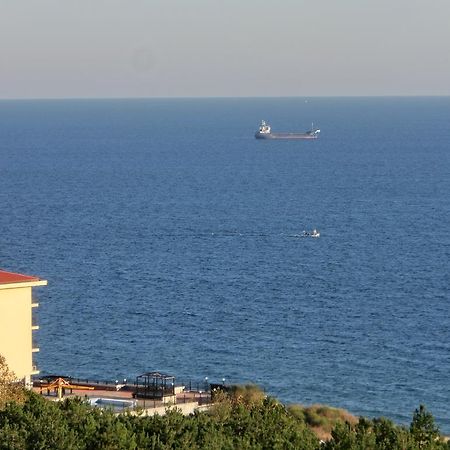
34, 375, 213, 416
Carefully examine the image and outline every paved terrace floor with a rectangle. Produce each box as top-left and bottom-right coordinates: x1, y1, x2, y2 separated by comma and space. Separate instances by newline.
33, 386, 212, 413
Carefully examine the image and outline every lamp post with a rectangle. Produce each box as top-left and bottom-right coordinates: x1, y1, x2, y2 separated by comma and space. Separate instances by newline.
204, 376, 208, 391
222, 377, 225, 386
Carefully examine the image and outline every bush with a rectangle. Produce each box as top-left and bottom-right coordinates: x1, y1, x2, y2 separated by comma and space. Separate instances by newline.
0, 386, 448, 450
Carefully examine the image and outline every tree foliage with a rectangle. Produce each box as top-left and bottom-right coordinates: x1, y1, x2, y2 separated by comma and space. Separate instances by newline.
410, 405, 442, 449
322, 408, 449, 450
0, 355, 25, 410
0, 388, 449, 449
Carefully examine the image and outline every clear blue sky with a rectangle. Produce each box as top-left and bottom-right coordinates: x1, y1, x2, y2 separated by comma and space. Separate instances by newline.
1, 0, 449, 98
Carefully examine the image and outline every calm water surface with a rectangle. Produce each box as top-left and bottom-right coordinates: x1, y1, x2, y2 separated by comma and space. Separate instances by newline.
1, 98, 449, 430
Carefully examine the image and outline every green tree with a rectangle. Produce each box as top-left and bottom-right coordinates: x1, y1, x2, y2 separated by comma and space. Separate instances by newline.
372, 417, 410, 450
1, 387, 449, 450
324, 421, 357, 450
410, 405, 440, 449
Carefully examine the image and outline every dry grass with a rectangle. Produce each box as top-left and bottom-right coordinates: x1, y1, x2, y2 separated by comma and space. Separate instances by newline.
288, 403, 358, 441
227, 384, 266, 405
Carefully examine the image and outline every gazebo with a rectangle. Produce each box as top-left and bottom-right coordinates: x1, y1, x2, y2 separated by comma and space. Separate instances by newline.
134, 371, 175, 400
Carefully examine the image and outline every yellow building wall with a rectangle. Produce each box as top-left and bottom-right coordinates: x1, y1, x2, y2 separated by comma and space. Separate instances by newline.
0, 286, 34, 384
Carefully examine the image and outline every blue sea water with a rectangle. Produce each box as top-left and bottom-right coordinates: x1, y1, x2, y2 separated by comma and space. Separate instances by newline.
1, 97, 449, 431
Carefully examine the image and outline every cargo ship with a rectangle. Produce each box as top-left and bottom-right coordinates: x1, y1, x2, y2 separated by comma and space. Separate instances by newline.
255, 120, 320, 140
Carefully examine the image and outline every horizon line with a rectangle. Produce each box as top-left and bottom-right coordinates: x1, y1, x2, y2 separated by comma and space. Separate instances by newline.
1, 94, 450, 102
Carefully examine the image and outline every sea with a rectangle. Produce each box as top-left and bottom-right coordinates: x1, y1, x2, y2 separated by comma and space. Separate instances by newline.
1, 97, 449, 431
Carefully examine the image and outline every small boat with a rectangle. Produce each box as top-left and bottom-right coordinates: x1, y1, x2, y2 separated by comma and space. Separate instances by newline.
302, 229, 320, 238
255, 120, 320, 140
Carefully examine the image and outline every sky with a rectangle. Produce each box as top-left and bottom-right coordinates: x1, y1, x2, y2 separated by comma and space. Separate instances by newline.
1, 0, 449, 98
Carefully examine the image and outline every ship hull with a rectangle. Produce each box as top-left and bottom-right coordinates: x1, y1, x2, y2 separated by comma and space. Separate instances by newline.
255, 132, 318, 140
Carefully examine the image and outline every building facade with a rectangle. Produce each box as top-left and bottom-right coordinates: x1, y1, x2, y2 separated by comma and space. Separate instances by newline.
0, 270, 47, 386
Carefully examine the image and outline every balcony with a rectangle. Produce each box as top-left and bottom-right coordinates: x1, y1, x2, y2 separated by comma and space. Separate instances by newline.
32, 305, 39, 330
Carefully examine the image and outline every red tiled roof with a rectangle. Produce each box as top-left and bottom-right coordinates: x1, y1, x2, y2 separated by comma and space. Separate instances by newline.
0, 270, 41, 285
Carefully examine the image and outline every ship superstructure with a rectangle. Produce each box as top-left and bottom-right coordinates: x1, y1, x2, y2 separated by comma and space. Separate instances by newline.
255, 120, 320, 140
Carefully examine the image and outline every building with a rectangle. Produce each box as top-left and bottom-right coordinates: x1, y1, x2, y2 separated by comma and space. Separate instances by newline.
0, 269, 47, 386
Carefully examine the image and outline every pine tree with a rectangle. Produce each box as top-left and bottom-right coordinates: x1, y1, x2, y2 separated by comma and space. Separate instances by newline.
410, 404, 440, 449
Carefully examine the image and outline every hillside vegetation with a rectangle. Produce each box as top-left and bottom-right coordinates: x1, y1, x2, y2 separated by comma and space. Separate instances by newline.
0, 359, 448, 449
0, 389, 448, 449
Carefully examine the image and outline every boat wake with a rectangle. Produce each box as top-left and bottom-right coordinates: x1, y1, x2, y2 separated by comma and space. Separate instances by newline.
145, 230, 321, 239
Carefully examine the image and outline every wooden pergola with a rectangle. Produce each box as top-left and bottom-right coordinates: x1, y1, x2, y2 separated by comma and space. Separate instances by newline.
39, 377, 94, 400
